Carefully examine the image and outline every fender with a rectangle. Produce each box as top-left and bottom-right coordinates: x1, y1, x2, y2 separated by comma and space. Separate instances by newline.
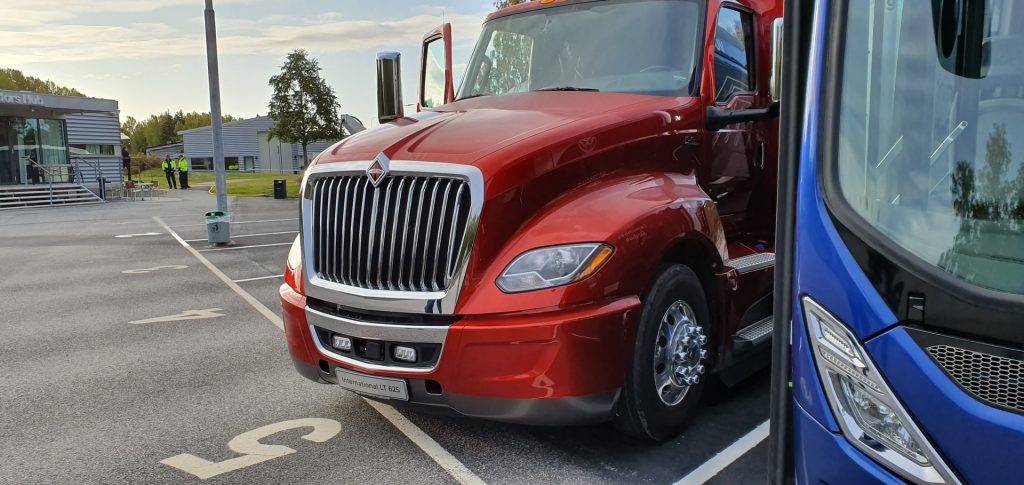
456, 170, 727, 315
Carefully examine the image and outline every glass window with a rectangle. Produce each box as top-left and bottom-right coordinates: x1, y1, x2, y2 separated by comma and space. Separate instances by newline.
12, 118, 40, 184
191, 158, 213, 171
459, 0, 702, 98
0, 118, 16, 184
422, 38, 448, 109
465, 30, 534, 97
37, 119, 67, 166
714, 7, 755, 103
833, 0, 1024, 294
70, 144, 114, 156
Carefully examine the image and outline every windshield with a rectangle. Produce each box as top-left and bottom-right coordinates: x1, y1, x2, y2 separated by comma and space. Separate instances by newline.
834, 0, 1024, 294
459, 0, 703, 99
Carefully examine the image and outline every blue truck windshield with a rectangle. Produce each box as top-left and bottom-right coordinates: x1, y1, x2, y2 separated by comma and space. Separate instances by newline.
833, 0, 1024, 295
459, 0, 702, 98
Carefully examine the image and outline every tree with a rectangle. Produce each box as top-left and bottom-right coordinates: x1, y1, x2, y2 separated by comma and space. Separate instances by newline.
0, 68, 85, 97
493, 0, 526, 8
120, 110, 236, 153
268, 50, 342, 167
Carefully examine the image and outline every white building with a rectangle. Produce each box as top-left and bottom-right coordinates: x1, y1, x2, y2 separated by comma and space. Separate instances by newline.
178, 115, 365, 173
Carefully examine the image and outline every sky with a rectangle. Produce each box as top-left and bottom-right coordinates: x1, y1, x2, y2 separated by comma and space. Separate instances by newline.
0, 0, 495, 128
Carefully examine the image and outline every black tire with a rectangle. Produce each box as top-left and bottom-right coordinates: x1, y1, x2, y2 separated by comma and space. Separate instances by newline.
613, 264, 712, 441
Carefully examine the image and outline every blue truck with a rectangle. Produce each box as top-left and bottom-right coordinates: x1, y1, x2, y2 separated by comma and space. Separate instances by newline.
770, 0, 1024, 483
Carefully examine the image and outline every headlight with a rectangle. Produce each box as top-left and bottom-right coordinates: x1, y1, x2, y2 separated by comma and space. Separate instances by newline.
496, 243, 613, 293
803, 297, 960, 485
285, 236, 303, 293
287, 235, 302, 270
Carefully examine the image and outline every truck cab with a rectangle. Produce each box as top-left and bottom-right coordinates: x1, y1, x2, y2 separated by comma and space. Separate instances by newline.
281, 0, 783, 440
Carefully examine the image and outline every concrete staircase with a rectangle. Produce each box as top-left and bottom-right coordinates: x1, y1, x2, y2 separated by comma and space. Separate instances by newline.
0, 184, 105, 210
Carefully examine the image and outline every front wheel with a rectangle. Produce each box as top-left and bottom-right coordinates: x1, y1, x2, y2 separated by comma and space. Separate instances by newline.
613, 264, 712, 441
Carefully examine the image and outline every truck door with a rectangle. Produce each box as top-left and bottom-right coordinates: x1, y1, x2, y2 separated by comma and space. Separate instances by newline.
704, 4, 766, 239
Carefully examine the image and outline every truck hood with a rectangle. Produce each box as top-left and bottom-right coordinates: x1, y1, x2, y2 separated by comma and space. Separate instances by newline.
317, 91, 673, 169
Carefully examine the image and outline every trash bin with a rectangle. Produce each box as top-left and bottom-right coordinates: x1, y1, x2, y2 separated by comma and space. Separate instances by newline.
205, 211, 231, 244
273, 180, 287, 199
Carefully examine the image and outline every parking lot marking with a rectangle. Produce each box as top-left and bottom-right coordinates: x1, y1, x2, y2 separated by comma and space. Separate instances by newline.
129, 308, 225, 325
122, 265, 189, 274
161, 418, 342, 480
364, 399, 487, 485
154, 214, 486, 485
155, 216, 283, 330
172, 218, 298, 228
115, 232, 162, 238
673, 420, 770, 485
199, 242, 292, 252
184, 230, 297, 243
233, 275, 282, 283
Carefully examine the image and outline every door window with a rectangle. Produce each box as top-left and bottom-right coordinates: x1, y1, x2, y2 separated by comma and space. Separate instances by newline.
421, 38, 447, 109
714, 7, 755, 104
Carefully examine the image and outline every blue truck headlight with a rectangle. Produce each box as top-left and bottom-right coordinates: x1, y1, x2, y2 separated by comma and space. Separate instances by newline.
496, 243, 613, 293
802, 297, 961, 485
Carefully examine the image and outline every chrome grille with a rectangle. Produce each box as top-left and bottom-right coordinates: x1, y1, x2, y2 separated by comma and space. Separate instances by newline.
928, 344, 1024, 414
310, 174, 471, 292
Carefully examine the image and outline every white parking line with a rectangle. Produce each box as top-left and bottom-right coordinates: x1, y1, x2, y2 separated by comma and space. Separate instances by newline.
364, 399, 486, 485
154, 215, 485, 485
673, 420, 770, 485
155, 216, 283, 331
199, 242, 292, 252
233, 275, 282, 283
172, 218, 298, 228
184, 230, 297, 242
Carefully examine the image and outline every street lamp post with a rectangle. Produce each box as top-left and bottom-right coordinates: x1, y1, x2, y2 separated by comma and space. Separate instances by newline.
204, 0, 230, 242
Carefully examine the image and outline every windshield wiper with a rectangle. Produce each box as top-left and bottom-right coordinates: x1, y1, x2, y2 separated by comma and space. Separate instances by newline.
535, 86, 600, 92
456, 94, 489, 101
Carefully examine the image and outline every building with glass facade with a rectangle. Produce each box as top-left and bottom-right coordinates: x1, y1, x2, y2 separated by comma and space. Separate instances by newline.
0, 90, 122, 186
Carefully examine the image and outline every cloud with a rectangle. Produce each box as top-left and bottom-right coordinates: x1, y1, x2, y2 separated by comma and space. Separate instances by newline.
0, 10, 485, 64
0, 0, 252, 27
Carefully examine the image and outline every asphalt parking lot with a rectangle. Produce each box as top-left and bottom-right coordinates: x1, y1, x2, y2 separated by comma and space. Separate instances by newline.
0, 190, 770, 484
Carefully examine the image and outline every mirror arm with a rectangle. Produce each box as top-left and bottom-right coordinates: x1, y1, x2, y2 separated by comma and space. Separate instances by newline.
705, 102, 780, 132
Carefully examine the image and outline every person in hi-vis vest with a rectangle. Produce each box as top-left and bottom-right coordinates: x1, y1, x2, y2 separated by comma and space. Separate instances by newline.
177, 155, 189, 190
162, 156, 177, 189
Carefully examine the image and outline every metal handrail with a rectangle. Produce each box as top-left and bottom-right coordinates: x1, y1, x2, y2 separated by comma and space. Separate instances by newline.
71, 157, 105, 185
26, 159, 63, 205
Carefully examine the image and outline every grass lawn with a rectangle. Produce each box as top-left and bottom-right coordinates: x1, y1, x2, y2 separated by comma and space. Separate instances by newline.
138, 169, 303, 198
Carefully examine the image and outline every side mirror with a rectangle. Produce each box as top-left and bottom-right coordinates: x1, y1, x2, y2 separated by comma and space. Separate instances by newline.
931, 0, 988, 79
377, 51, 404, 124
770, 18, 784, 103
420, 23, 455, 109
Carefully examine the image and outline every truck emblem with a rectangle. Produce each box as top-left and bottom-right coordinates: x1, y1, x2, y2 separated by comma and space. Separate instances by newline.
578, 136, 598, 154
367, 153, 390, 187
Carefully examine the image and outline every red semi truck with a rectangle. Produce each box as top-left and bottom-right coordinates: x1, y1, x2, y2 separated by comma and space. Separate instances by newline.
281, 0, 783, 440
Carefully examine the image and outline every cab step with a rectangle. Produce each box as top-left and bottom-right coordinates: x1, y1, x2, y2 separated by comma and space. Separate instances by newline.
727, 252, 775, 274
733, 315, 774, 352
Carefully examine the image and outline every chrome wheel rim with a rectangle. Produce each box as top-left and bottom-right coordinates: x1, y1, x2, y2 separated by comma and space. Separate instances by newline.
653, 300, 708, 406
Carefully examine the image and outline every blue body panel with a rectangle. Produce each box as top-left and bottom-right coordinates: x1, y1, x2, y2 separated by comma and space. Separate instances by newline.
791, 0, 1024, 482
794, 401, 902, 485
867, 328, 1024, 484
